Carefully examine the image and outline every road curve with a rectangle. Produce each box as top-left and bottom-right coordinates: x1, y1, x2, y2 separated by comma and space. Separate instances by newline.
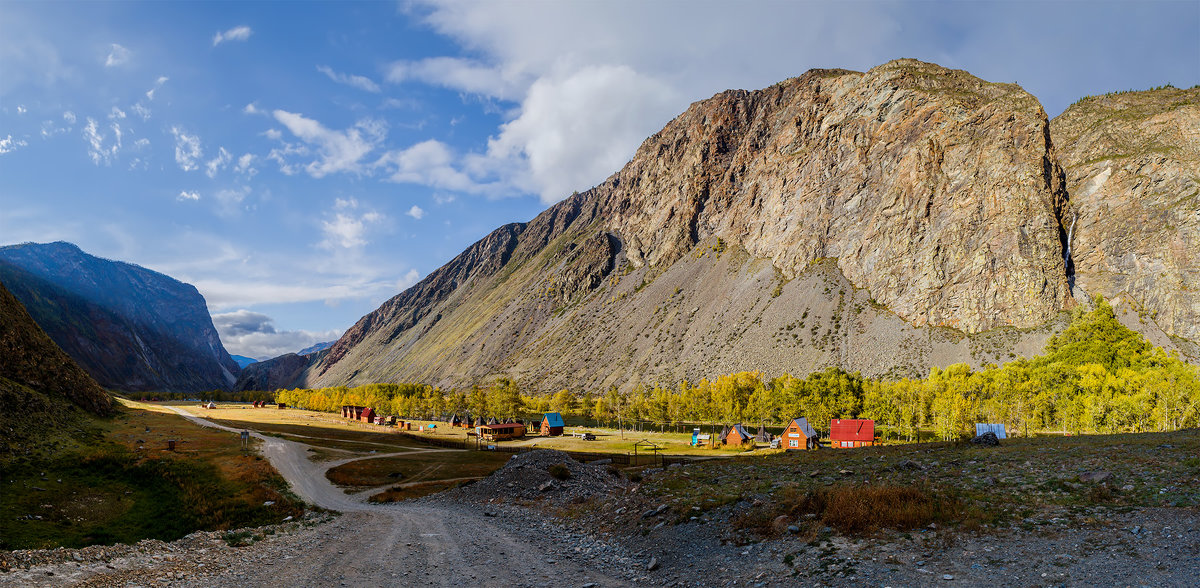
164, 407, 630, 587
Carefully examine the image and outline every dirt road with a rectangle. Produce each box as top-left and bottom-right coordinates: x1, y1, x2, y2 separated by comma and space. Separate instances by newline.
160, 408, 632, 587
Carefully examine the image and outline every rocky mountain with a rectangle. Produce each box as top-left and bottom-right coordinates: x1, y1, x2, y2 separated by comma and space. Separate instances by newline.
297, 341, 333, 356
1051, 86, 1200, 354
254, 60, 1195, 394
234, 350, 325, 393
0, 242, 240, 393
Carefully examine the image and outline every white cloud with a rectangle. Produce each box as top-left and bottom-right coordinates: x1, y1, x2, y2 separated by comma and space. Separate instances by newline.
385, 56, 526, 100
131, 103, 151, 120
397, 268, 420, 290
205, 146, 232, 178
62, 111, 76, 124
243, 102, 261, 115
82, 117, 121, 165
406, 205, 425, 219
433, 193, 456, 205
212, 25, 253, 47
145, 76, 168, 100
214, 185, 252, 216
211, 309, 342, 359
320, 198, 383, 249
170, 126, 202, 171
235, 153, 257, 176
178, 190, 200, 201
376, 139, 488, 193
272, 110, 385, 177
316, 65, 381, 93
16, 105, 26, 114
481, 65, 679, 202
104, 43, 130, 67
0, 135, 28, 154
133, 137, 150, 149
263, 128, 282, 140
108, 106, 126, 120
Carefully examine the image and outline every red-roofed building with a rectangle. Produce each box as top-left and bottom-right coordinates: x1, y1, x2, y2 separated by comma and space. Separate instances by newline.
829, 419, 875, 448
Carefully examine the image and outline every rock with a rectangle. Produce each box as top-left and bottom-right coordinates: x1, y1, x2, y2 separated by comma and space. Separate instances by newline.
647, 557, 660, 571
484, 511, 497, 517
786, 525, 801, 534
771, 515, 791, 534
1079, 471, 1112, 483
943, 574, 954, 580
1053, 87, 1200, 345
538, 481, 555, 492
1121, 484, 1135, 492
970, 432, 1000, 446
299, 59, 1078, 395
894, 460, 925, 471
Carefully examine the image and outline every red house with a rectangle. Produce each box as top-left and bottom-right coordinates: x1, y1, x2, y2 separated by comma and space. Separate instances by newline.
829, 419, 875, 448
782, 418, 819, 450
360, 407, 376, 423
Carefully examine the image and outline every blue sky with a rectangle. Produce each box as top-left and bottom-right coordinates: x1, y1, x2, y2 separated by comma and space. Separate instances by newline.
1, 1, 1197, 359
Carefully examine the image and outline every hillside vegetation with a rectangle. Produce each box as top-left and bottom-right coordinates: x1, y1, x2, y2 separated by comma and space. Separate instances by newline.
272, 298, 1199, 441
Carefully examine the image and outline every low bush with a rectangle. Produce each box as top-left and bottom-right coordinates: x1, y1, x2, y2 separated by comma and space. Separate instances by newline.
547, 464, 572, 480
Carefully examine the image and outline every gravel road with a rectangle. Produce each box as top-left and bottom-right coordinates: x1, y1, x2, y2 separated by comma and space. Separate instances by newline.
1, 410, 633, 587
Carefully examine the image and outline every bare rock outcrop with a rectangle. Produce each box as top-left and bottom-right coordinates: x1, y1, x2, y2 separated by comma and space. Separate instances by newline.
1052, 87, 1200, 343
297, 59, 1087, 393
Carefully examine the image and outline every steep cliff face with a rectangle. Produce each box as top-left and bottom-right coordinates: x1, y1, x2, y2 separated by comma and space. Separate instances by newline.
1052, 87, 1200, 344
601, 59, 1073, 331
0, 243, 240, 392
294, 59, 1080, 393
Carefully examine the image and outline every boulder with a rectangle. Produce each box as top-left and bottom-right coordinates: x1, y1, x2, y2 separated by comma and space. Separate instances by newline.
970, 432, 1000, 446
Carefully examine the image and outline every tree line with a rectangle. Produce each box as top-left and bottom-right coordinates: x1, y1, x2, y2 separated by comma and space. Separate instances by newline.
273, 299, 1200, 440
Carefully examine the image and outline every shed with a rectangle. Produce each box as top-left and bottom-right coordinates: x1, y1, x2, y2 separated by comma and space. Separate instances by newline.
722, 424, 753, 446
830, 419, 875, 448
975, 423, 1007, 439
782, 417, 819, 450
477, 422, 526, 441
450, 414, 463, 427
360, 407, 376, 423
541, 412, 565, 436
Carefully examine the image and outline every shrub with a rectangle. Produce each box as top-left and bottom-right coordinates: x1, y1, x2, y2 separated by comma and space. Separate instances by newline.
732, 484, 959, 537
548, 464, 572, 480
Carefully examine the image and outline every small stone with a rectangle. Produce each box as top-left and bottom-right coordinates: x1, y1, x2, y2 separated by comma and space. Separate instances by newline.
647, 557, 660, 571
942, 574, 954, 580
787, 525, 801, 534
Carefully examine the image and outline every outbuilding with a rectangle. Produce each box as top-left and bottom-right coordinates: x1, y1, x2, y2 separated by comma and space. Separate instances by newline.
477, 422, 526, 441
541, 412, 565, 436
450, 414, 462, 427
782, 417, 819, 450
722, 423, 753, 446
830, 419, 875, 448
360, 407, 376, 423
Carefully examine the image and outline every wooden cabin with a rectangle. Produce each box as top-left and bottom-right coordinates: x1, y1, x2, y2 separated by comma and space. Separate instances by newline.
782, 418, 819, 450
541, 412, 565, 436
360, 407, 376, 423
477, 422, 526, 441
449, 414, 463, 427
829, 419, 875, 448
722, 424, 753, 446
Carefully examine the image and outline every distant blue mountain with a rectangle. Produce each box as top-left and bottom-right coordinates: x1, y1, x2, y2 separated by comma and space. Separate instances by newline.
298, 341, 333, 356
0, 241, 240, 392
231, 355, 259, 368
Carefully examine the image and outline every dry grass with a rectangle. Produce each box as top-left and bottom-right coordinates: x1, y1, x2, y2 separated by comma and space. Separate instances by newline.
325, 451, 510, 488
733, 484, 958, 537
368, 480, 468, 503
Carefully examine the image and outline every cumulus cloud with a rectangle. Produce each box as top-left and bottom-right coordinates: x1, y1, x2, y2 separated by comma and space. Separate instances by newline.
178, 190, 200, 201
212, 25, 253, 47
316, 65, 381, 93
320, 198, 383, 249
170, 126, 202, 171
82, 117, 121, 165
16, 105, 26, 114
235, 153, 257, 176
205, 146, 232, 178
0, 135, 28, 155
406, 205, 425, 220
212, 309, 342, 359
62, 111, 76, 124
108, 106, 126, 120
104, 43, 130, 67
243, 102, 261, 115
376, 139, 487, 193
272, 110, 385, 177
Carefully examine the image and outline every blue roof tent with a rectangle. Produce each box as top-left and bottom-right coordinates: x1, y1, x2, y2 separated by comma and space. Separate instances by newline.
543, 412, 565, 427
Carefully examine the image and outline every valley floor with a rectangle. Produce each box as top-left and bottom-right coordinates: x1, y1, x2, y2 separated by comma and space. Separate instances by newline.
3, 409, 1198, 587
